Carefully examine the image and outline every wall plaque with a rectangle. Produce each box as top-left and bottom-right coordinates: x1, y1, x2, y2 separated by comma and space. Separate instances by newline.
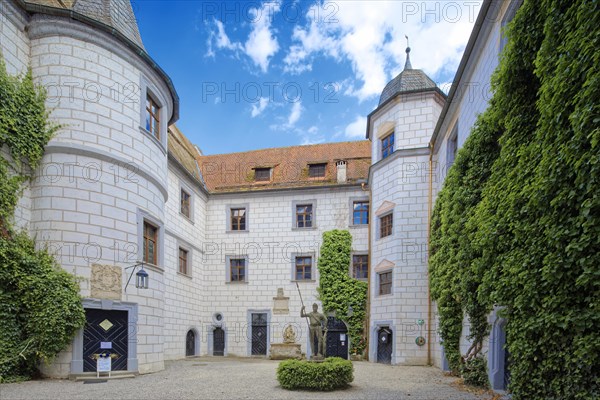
273, 288, 289, 315
91, 264, 122, 300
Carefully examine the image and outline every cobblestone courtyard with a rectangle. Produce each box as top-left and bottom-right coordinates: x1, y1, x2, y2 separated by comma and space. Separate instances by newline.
1, 358, 496, 400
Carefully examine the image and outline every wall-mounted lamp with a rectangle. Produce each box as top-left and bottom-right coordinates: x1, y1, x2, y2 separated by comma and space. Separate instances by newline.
124, 262, 149, 292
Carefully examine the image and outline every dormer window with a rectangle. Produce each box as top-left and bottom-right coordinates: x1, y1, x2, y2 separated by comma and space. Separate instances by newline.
382, 132, 394, 159
254, 167, 271, 182
146, 94, 160, 139
308, 163, 327, 178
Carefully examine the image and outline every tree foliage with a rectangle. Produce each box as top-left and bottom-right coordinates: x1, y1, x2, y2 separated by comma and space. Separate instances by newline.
0, 58, 84, 382
317, 230, 368, 355
430, 0, 599, 397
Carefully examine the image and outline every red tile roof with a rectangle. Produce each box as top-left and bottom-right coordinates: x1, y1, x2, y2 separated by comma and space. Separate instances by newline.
198, 141, 371, 193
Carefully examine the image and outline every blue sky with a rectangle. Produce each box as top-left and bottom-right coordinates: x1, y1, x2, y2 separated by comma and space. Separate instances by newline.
135, 1, 482, 155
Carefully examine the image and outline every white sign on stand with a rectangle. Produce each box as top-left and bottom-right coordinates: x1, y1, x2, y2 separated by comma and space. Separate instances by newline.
97, 354, 112, 378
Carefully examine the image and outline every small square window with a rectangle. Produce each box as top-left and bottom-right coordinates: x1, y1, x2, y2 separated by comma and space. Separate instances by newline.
379, 271, 392, 295
380, 213, 393, 238
231, 208, 246, 231
254, 168, 271, 182
295, 256, 312, 280
353, 201, 369, 225
308, 163, 327, 178
145, 95, 160, 140
179, 247, 189, 275
352, 255, 368, 280
230, 258, 246, 282
143, 220, 158, 265
180, 189, 191, 218
381, 132, 394, 159
296, 204, 313, 228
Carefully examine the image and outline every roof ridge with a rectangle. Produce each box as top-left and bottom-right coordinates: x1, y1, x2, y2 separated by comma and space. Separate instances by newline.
199, 140, 369, 158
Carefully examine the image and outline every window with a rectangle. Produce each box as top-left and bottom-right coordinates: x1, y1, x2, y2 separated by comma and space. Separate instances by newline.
353, 201, 369, 225
178, 247, 189, 275
308, 163, 327, 178
381, 132, 395, 159
254, 168, 271, 182
296, 204, 313, 228
180, 189, 191, 218
295, 256, 312, 281
230, 208, 246, 231
143, 221, 158, 264
380, 213, 393, 238
447, 126, 458, 169
145, 95, 160, 139
352, 255, 368, 280
229, 258, 246, 282
378, 271, 392, 295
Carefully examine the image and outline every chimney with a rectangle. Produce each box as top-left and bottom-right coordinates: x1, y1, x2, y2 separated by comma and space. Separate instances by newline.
336, 161, 347, 183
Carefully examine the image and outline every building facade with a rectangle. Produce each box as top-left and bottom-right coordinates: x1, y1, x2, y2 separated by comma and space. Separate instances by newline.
0, 0, 517, 389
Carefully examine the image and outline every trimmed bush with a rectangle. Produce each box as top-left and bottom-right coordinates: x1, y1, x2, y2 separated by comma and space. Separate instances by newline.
277, 357, 353, 391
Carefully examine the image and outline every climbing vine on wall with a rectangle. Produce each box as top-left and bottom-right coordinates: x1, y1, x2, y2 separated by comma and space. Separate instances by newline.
0, 58, 85, 382
430, 0, 599, 398
317, 230, 368, 356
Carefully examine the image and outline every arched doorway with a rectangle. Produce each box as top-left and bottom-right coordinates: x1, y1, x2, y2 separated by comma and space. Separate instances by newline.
213, 327, 225, 356
186, 330, 196, 357
325, 316, 349, 359
489, 315, 510, 391
377, 327, 393, 364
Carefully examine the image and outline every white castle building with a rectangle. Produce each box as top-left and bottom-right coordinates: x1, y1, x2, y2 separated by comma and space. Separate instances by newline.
0, 0, 518, 391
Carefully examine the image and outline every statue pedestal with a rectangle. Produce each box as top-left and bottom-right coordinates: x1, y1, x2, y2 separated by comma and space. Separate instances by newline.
269, 343, 303, 360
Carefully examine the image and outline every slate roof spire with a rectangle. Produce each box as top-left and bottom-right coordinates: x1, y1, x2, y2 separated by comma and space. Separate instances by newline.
404, 35, 412, 70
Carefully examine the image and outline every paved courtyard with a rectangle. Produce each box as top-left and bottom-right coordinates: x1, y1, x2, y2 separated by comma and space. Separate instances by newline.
0, 357, 496, 400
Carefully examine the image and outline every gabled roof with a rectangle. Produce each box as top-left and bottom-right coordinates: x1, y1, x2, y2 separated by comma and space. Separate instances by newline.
198, 141, 371, 193
167, 125, 203, 185
25, 0, 144, 48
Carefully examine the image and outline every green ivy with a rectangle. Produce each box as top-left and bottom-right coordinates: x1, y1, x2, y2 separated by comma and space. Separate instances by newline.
430, 0, 599, 398
0, 57, 84, 382
317, 230, 368, 355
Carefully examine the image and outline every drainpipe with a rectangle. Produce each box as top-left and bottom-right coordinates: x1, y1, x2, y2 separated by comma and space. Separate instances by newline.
426, 145, 434, 365
364, 180, 371, 361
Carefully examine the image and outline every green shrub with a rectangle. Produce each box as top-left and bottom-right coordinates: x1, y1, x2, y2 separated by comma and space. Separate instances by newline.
461, 356, 489, 388
0, 57, 83, 382
277, 357, 353, 391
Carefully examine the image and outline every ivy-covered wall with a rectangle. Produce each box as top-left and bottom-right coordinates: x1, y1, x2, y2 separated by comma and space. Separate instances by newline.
0, 58, 85, 382
317, 230, 368, 355
430, 0, 599, 398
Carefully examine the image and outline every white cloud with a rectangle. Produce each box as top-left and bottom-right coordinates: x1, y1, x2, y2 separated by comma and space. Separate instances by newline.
344, 115, 367, 139
288, 101, 302, 126
205, 2, 281, 72
283, 1, 482, 101
251, 97, 269, 117
243, 2, 281, 73
205, 19, 242, 58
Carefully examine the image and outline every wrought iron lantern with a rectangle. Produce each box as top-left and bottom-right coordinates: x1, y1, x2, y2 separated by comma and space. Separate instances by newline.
125, 263, 149, 292
135, 266, 149, 289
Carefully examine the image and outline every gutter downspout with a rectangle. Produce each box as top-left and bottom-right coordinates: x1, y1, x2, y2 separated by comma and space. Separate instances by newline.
426, 144, 434, 365
365, 181, 371, 361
